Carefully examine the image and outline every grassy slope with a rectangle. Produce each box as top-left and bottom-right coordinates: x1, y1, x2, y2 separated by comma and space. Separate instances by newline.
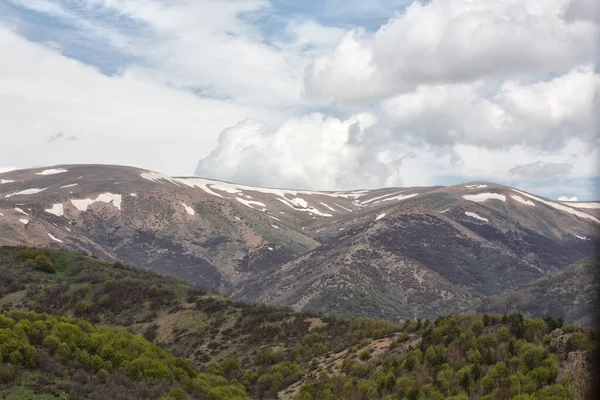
1, 246, 599, 399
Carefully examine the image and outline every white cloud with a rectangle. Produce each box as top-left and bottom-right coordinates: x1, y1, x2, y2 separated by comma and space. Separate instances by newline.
381, 66, 599, 149
304, 0, 599, 102
0, 0, 598, 200
46, 0, 344, 108
196, 111, 599, 191
196, 112, 387, 190
0, 25, 284, 174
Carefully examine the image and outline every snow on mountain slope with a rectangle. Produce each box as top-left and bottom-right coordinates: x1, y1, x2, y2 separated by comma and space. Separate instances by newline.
1, 165, 598, 322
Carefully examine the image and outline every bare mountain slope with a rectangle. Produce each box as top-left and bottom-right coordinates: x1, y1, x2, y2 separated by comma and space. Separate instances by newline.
234, 183, 599, 320
1, 164, 598, 323
0, 164, 408, 291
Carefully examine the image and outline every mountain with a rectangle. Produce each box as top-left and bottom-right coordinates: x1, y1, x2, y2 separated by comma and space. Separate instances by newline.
476, 255, 600, 328
1, 164, 598, 324
0, 246, 597, 400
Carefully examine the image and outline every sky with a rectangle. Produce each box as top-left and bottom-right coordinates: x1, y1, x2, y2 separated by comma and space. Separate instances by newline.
0, 0, 599, 200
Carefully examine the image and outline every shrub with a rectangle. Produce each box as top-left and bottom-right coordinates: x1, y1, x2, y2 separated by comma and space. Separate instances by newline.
34, 254, 56, 273
358, 348, 371, 361
0, 364, 14, 383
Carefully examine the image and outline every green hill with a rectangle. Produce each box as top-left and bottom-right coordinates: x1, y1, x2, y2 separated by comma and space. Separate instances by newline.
0, 246, 598, 399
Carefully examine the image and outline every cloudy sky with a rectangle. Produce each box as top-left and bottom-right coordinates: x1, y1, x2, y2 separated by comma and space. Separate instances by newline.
0, 0, 598, 200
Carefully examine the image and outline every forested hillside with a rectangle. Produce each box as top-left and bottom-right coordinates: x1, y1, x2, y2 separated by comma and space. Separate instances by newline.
0, 246, 598, 399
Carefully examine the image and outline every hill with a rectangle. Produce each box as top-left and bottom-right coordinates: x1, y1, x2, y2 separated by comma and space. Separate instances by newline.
0, 246, 599, 399
1, 164, 599, 323
476, 255, 600, 328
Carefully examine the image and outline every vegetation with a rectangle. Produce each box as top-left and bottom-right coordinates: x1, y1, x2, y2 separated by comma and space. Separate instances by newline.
0, 308, 247, 399
0, 246, 598, 399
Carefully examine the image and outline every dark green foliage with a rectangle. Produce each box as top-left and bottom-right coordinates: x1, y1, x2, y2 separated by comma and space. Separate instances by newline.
33, 254, 56, 274
1, 247, 597, 400
292, 315, 598, 400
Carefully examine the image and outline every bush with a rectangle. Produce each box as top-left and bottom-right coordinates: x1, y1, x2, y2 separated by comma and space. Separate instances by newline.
358, 348, 371, 361
0, 364, 14, 383
33, 254, 56, 273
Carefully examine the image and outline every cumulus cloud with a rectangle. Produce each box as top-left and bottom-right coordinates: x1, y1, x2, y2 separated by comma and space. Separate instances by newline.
381, 67, 599, 150
510, 162, 573, 179
195, 109, 599, 191
195, 113, 397, 190
304, 0, 599, 102
1, 0, 598, 199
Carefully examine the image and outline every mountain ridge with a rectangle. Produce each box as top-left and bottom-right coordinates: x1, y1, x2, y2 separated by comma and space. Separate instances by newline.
1, 164, 598, 325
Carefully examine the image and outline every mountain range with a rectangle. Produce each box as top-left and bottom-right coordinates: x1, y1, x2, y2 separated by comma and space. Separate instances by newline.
0, 164, 598, 325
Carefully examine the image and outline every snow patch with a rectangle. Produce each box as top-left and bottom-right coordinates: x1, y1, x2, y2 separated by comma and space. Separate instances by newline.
438, 208, 450, 213
562, 202, 600, 209
574, 234, 588, 240
361, 191, 404, 205
175, 178, 225, 198
512, 189, 600, 224
320, 202, 336, 212
236, 197, 267, 211
0, 179, 14, 184
328, 190, 369, 199
60, 183, 78, 188
19, 219, 29, 225
511, 195, 535, 206
290, 197, 308, 208
372, 193, 418, 205
36, 168, 68, 175
174, 176, 371, 200
45, 203, 64, 217
0, 212, 3, 216
130, 193, 137, 197
5, 188, 46, 198
276, 197, 332, 217
463, 193, 506, 202
375, 213, 386, 221
271, 224, 279, 229
140, 172, 182, 186
465, 184, 488, 189
65, 226, 71, 232
465, 211, 489, 222
208, 183, 242, 194
180, 202, 195, 215
71, 193, 122, 212
15, 207, 29, 216
48, 233, 63, 243
333, 203, 352, 212
268, 215, 280, 221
